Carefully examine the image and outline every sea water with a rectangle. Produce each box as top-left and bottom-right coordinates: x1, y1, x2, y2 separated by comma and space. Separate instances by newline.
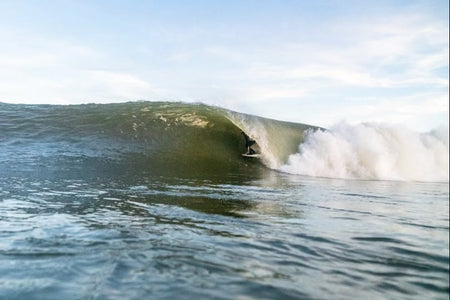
0, 102, 448, 299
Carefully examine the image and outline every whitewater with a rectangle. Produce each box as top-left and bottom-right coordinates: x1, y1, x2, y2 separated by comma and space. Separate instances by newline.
279, 122, 448, 182
0, 101, 448, 300
226, 111, 448, 183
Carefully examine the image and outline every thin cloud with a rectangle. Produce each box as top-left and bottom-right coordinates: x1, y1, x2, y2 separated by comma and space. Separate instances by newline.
248, 12, 447, 89
0, 1, 447, 131
314, 92, 449, 130
86, 70, 157, 100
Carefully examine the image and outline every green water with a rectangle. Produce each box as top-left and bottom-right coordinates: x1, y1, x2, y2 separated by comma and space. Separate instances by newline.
0, 102, 448, 299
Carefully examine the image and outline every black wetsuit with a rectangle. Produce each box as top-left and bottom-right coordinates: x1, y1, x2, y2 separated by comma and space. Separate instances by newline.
241, 132, 256, 154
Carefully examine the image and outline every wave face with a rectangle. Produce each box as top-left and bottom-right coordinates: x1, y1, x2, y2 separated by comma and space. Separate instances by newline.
280, 122, 449, 182
1, 102, 447, 182
0, 101, 313, 178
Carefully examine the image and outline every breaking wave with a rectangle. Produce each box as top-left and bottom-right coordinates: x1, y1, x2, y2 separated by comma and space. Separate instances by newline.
1, 101, 447, 182
279, 122, 449, 182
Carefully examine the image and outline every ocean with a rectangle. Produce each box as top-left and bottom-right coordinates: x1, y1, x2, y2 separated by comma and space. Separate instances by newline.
0, 101, 448, 300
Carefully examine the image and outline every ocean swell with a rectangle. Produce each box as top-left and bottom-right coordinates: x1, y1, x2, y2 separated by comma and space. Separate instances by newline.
0, 102, 253, 177
1, 102, 446, 182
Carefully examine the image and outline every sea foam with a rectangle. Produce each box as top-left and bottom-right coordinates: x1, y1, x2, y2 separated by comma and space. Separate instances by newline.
279, 122, 449, 182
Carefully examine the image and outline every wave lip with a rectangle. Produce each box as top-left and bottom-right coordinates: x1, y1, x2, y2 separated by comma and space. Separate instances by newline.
279, 122, 449, 182
225, 110, 317, 169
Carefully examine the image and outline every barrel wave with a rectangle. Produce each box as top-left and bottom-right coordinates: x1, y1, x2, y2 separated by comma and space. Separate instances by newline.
0, 101, 314, 179
1, 101, 447, 182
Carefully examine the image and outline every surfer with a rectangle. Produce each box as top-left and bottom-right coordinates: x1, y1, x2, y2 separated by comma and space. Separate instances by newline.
241, 131, 256, 155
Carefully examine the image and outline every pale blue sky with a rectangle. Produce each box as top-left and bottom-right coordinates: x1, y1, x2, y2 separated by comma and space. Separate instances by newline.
0, 0, 448, 131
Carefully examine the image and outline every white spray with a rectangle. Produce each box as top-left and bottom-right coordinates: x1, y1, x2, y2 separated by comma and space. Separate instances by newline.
279, 122, 449, 182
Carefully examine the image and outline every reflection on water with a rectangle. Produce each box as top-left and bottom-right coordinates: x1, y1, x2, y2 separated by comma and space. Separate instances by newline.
0, 173, 448, 300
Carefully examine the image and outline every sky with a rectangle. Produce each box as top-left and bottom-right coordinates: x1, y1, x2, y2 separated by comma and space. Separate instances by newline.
0, 0, 448, 131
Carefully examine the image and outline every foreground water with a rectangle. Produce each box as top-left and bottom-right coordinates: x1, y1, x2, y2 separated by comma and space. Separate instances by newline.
0, 102, 448, 299
1, 171, 448, 300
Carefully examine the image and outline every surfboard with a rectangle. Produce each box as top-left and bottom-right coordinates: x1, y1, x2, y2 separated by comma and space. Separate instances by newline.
242, 153, 261, 158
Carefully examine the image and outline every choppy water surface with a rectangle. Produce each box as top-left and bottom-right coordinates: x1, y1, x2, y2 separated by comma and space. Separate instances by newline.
0, 102, 448, 299
1, 173, 448, 300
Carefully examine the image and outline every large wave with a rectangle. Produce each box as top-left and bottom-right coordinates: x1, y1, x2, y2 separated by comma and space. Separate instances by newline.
1, 101, 447, 182
279, 122, 449, 182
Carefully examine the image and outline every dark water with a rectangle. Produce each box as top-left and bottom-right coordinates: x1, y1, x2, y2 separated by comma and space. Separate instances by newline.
0, 102, 448, 299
